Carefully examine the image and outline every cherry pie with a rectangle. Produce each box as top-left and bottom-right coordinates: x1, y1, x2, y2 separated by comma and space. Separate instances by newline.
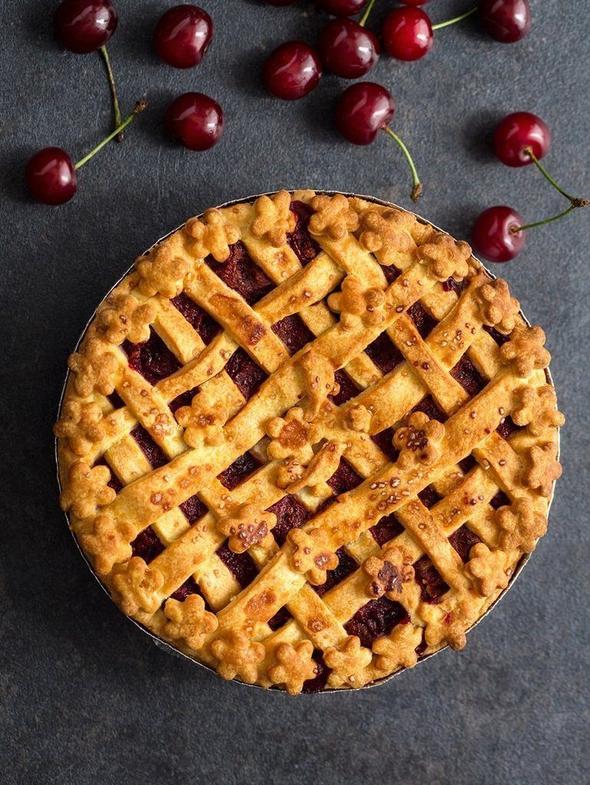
55, 190, 563, 693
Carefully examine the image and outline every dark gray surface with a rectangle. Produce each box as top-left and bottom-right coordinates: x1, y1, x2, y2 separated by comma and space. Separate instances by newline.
1, 1, 588, 783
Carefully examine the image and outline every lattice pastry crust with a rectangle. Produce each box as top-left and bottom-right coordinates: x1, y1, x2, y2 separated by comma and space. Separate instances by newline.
56, 191, 563, 693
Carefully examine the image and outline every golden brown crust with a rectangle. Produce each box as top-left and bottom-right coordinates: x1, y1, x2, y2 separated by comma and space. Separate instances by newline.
56, 191, 562, 693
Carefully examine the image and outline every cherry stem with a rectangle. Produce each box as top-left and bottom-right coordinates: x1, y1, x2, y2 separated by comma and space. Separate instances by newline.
75, 99, 148, 170
525, 148, 583, 204
359, 0, 378, 27
511, 202, 589, 234
99, 46, 123, 142
432, 6, 477, 31
383, 126, 423, 202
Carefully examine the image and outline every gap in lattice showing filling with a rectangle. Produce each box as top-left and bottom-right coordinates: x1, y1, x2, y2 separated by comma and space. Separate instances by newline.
123, 328, 180, 385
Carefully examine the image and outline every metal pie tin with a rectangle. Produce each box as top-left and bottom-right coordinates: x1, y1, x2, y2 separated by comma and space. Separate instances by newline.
55, 190, 560, 694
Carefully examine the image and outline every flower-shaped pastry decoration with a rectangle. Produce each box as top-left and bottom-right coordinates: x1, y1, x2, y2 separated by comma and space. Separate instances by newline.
60, 460, 116, 519
78, 513, 133, 575
346, 403, 372, 434
267, 640, 318, 695
111, 556, 164, 616
54, 399, 108, 456
298, 350, 340, 421
185, 208, 240, 262
287, 527, 339, 586
217, 503, 277, 554
136, 243, 191, 298
495, 498, 547, 554
68, 337, 120, 397
324, 635, 373, 689
475, 279, 521, 335
363, 544, 414, 600
423, 597, 478, 652
466, 543, 510, 597
209, 630, 266, 684
522, 442, 562, 497
393, 411, 445, 470
327, 275, 389, 328
163, 594, 218, 651
266, 407, 319, 464
176, 392, 225, 448
278, 440, 346, 495
357, 207, 417, 264
95, 293, 157, 345
372, 622, 421, 673
511, 385, 564, 436
500, 324, 551, 377
251, 190, 296, 247
418, 233, 472, 282
308, 193, 360, 240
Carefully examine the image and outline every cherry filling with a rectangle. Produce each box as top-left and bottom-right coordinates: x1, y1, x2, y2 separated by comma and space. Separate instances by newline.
418, 485, 442, 509
327, 458, 363, 496
458, 454, 477, 475
414, 556, 449, 603
217, 451, 261, 490
314, 547, 358, 597
108, 391, 125, 409
171, 292, 220, 344
288, 201, 321, 266
268, 494, 311, 546
330, 369, 361, 406
179, 494, 208, 524
407, 301, 438, 338
345, 597, 410, 648
483, 324, 509, 346
370, 511, 404, 546
94, 458, 123, 493
169, 386, 199, 414
442, 277, 468, 296
449, 524, 481, 563
216, 543, 258, 588
381, 262, 401, 284
412, 395, 447, 423
271, 313, 315, 355
170, 576, 203, 603
451, 356, 487, 397
302, 650, 330, 693
371, 427, 399, 462
225, 348, 268, 399
497, 415, 522, 440
131, 424, 167, 469
268, 606, 292, 631
131, 526, 165, 563
365, 332, 403, 375
206, 241, 274, 305
123, 329, 181, 385
490, 490, 510, 509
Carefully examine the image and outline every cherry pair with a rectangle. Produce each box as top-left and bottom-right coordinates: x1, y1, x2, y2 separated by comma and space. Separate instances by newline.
471, 113, 588, 262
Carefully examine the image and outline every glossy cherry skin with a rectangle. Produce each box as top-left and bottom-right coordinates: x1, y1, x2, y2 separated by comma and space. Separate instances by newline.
154, 5, 213, 68
26, 147, 78, 205
165, 93, 224, 150
472, 206, 525, 262
382, 7, 433, 61
316, 0, 367, 15
263, 41, 322, 100
493, 112, 551, 167
54, 0, 117, 53
335, 82, 394, 145
479, 0, 531, 43
318, 19, 379, 78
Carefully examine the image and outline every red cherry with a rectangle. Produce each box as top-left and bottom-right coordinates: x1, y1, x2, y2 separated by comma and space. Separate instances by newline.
154, 4, 213, 68
335, 82, 394, 145
472, 206, 525, 262
318, 19, 379, 79
382, 7, 433, 61
479, 0, 531, 43
316, 0, 367, 16
54, 0, 117, 53
263, 41, 322, 100
26, 148, 77, 205
493, 112, 551, 167
165, 92, 224, 150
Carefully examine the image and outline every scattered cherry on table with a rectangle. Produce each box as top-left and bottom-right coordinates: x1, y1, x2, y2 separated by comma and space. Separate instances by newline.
318, 18, 379, 78
493, 112, 551, 167
381, 6, 433, 61
479, 0, 531, 43
335, 81, 422, 200
153, 4, 213, 68
165, 92, 224, 150
54, 0, 117, 53
263, 41, 322, 100
471, 206, 526, 262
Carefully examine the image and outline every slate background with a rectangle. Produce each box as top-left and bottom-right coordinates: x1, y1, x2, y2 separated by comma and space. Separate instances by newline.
1, 1, 589, 783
